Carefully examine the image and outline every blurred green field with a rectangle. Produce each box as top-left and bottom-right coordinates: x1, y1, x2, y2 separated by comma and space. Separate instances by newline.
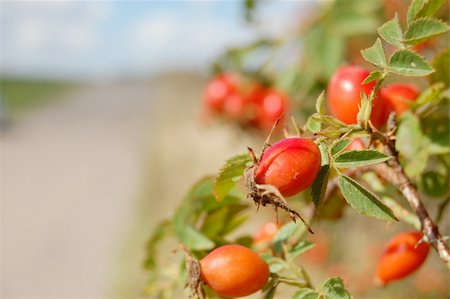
0, 78, 75, 117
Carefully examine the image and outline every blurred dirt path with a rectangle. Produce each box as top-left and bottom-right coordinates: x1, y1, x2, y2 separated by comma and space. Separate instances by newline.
0, 82, 155, 298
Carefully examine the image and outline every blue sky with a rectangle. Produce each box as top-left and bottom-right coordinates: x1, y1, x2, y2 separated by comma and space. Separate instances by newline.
0, 1, 309, 80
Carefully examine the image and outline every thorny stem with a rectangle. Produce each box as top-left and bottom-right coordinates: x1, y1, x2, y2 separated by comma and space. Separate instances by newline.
370, 116, 450, 267
323, 117, 450, 267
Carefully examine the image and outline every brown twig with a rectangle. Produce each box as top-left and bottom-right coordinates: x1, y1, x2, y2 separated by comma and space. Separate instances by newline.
371, 116, 450, 266
323, 117, 450, 266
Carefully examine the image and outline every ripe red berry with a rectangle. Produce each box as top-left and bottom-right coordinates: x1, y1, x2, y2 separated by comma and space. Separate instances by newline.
257, 89, 289, 130
204, 73, 237, 112
200, 245, 270, 297
224, 93, 246, 120
327, 66, 386, 127
255, 138, 321, 197
254, 222, 278, 244
246, 85, 288, 130
380, 83, 419, 117
375, 231, 430, 286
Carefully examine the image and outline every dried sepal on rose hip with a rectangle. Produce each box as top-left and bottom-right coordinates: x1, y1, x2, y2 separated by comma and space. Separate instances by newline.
184, 244, 270, 298
244, 128, 321, 232
375, 231, 430, 286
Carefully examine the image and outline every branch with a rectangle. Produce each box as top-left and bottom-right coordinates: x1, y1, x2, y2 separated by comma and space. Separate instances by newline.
371, 117, 450, 266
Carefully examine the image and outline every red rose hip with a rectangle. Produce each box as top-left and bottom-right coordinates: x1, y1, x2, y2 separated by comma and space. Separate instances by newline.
380, 83, 419, 117
255, 138, 321, 197
375, 231, 430, 286
254, 222, 279, 244
327, 65, 386, 127
200, 245, 269, 297
204, 73, 237, 112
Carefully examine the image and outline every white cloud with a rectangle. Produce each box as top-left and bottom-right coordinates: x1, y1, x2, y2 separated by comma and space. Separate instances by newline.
14, 18, 49, 50
0, 1, 308, 80
0, 1, 113, 78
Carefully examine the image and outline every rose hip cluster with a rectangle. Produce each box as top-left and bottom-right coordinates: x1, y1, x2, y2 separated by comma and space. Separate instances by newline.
203, 73, 289, 131
327, 65, 419, 127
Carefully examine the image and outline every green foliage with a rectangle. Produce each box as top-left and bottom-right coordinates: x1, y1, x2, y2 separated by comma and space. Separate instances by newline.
378, 15, 404, 48
362, 70, 383, 84
311, 165, 330, 208
307, 117, 322, 133
330, 139, 352, 156
173, 177, 249, 252
430, 48, 450, 87
292, 277, 351, 299
292, 288, 320, 299
315, 91, 326, 115
0, 78, 73, 117
420, 171, 449, 198
407, 0, 447, 24
213, 154, 251, 201
389, 49, 434, 76
404, 18, 450, 45
396, 112, 429, 178
361, 38, 387, 68
356, 92, 372, 126
288, 241, 315, 260
273, 222, 304, 255
334, 150, 390, 168
320, 277, 352, 299
338, 175, 397, 221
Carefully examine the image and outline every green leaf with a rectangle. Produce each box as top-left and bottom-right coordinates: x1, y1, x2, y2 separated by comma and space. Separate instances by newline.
362, 70, 383, 85
200, 208, 229, 238
331, 139, 352, 156
262, 276, 279, 299
405, 147, 429, 178
397, 112, 423, 157
420, 171, 449, 197
292, 288, 320, 299
319, 142, 330, 166
201, 204, 248, 237
320, 277, 352, 299
430, 48, 450, 87
422, 112, 450, 154
412, 82, 445, 108
361, 38, 387, 68
222, 213, 249, 235
143, 220, 173, 270
177, 226, 214, 250
415, 0, 447, 20
378, 14, 404, 48
319, 115, 348, 127
338, 175, 397, 221
311, 165, 330, 208
213, 154, 251, 201
273, 222, 302, 255
389, 49, 434, 77
307, 116, 322, 133
396, 112, 429, 178
288, 241, 315, 260
404, 18, 450, 45
316, 91, 326, 114
407, 0, 426, 25
334, 150, 390, 168
268, 259, 286, 273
